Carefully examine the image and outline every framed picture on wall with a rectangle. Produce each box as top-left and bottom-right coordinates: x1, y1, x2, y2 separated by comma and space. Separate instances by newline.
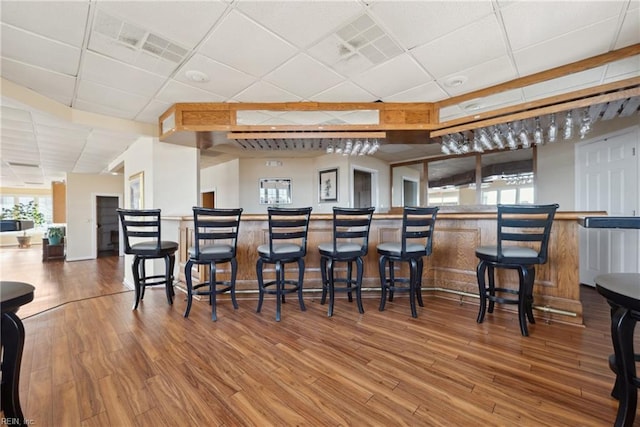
319, 168, 338, 203
129, 171, 144, 209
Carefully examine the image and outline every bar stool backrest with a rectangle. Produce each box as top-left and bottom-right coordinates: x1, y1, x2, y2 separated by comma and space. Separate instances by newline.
496, 204, 559, 264
401, 206, 439, 256
117, 209, 162, 255
192, 207, 243, 259
332, 207, 376, 255
267, 207, 313, 260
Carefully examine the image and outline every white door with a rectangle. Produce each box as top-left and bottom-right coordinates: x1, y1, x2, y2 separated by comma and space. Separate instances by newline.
576, 127, 639, 285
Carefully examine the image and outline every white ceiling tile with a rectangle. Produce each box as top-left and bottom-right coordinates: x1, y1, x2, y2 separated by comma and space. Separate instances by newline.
311, 82, 376, 102
174, 54, 254, 98
96, 1, 228, 47
263, 54, 344, 99
513, 19, 618, 76
352, 54, 432, 99
36, 125, 90, 141
615, 4, 640, 49
136, 100, 172, 124
237, 1, 364, 48
371, 1, 494, 49
501, 1, 625, 50
198, 10, 297, 77
1, 24, 81, 76
438, 56, 518, 96
1, 58, 76, 104
1, 1, 89, 47
411, 14, 507, 79
72, 99, 135, 121
523, 68, 605, 100
385, 81, 449, 103
233, 81, 302, 103
81, 51, 166, 97
76, 80, 149, 115
1, 107, 32, 123
155, 80, 226, 105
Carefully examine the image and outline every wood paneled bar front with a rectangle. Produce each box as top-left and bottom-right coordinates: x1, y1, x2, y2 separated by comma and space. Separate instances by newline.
175, 208, 604, 326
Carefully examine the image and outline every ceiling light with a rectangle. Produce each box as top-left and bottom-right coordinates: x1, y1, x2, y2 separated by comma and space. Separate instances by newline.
445, 76, 467, 87
185, 70, 210, 83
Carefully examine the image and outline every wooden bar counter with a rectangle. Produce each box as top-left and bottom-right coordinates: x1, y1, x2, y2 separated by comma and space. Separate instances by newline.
176, 207, 604, 326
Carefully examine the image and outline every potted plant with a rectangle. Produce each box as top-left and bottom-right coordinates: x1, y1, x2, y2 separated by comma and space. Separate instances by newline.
1, 201, 45, 248
47, 226, 64, 246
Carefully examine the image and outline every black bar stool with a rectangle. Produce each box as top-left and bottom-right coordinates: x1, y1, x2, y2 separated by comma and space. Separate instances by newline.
117, 209, 178, 309
184, 207, 243, 321
318, 207, 375, 317
256, 207, 312, 321
377, 206, 438, 318
475, 204, 558, 336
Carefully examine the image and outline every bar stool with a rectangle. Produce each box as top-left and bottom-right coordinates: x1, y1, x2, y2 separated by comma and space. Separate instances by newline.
256, 207, 312, 321
184, 207, 243, 321
475, 204, 558, 336
318, 207, 375, 317
117, 209, 178, 310
377, 206, 438, 318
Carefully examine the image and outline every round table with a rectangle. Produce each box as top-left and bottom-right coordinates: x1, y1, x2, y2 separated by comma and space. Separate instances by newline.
1, 281, 35, 426
596, 273, 640, 427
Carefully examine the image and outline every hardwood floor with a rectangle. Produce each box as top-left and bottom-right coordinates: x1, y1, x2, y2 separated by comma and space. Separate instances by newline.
0, 245, 635, 426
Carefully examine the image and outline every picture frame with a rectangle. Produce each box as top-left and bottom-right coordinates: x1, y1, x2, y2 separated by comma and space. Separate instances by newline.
129, 171, 144, 209
319, 168, 338, 203
259, 178, 292, 205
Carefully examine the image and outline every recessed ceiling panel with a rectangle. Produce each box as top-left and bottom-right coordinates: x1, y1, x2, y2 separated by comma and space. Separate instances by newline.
410, 14, 507, 79
263, 54, 344, 99
0, 1, 89, 47
352, 54, 432, 99
501, 1, 624, 51
198, 10, 297, 77
1, 24, 81, 76
173, 54, 254, 98
237, 1, 364, 48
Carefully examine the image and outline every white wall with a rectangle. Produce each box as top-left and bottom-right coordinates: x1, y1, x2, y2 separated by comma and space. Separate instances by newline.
392, 165, 420, 207
66, 173, 123, 260
200, 159, 240, 208
201, 154, 392, 214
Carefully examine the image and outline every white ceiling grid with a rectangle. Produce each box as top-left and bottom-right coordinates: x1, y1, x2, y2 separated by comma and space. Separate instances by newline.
0, 0, 638, 188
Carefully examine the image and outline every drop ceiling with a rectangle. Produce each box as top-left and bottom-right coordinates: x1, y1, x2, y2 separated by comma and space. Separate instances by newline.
1, 0, 638, 188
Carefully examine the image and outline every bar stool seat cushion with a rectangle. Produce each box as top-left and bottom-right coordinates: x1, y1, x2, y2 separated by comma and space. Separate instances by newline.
131, 240, 179, 253
476, 245, 539, 263
258, 243, 302, 257
377, 242, 426, 256
188, 244, 234, 259
318, 242, 362, 256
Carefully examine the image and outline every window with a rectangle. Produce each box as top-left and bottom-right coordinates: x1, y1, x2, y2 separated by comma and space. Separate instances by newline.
0, 193, 53, 225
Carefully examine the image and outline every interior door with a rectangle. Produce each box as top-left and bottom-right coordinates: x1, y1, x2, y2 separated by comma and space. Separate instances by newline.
577, 128, 639, 285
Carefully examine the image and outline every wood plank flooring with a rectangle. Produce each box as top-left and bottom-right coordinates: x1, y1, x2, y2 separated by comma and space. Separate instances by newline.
0, 245, 636, 426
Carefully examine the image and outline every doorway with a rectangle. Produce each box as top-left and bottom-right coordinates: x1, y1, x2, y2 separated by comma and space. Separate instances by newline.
96, 196, 120, 258
353, 169, 375, 208
576, 127, 639, 285
403, 178, 419, 206
202, 191, 215, 208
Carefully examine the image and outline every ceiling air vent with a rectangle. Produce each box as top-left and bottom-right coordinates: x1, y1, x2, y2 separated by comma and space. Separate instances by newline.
7, 162, 40, 168
91, 9, 188, 65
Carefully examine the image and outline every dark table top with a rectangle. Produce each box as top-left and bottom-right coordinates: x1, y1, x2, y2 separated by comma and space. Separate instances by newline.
1, 281, 35, 314
595, 273, 640, 311
578, 216, 640, 229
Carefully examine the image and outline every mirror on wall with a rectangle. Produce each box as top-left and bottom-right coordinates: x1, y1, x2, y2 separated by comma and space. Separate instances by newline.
391, 148, 535, 207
